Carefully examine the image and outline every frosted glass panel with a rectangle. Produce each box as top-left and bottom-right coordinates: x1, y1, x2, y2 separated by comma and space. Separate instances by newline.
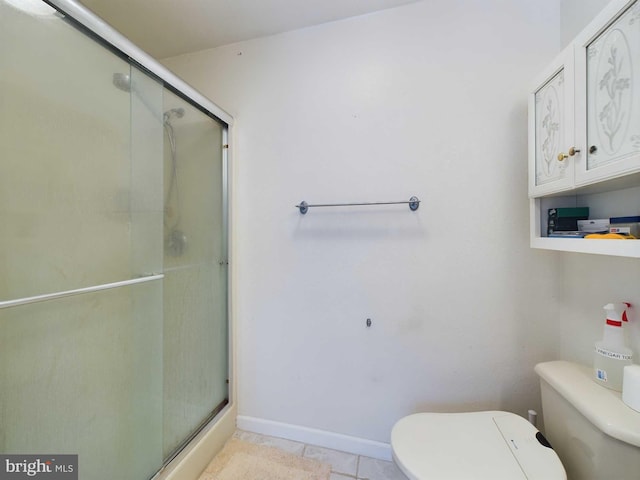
162, 94, 225, 267
0, 281, 163, 480
131, 67, 164, 277
0, 3, 161, 301
162, 90, 228, 457
163, 264, 228, 454
534, 69, 567, 186
1, 2, 229, 476
587, 3, 640, 170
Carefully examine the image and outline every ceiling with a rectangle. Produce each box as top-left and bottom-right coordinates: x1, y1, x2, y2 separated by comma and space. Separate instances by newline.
78, 0, 421, 59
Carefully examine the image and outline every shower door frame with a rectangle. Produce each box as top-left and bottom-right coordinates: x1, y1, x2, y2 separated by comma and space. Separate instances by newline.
43, 0, 233, 126
42, 0, 235, 476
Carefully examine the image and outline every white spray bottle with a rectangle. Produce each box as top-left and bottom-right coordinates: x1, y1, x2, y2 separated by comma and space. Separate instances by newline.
594, 302, 633, 391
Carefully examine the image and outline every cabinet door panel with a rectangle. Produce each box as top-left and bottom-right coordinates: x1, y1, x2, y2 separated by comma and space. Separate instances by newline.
528, 47, 575, 197
575, 0, 640, 184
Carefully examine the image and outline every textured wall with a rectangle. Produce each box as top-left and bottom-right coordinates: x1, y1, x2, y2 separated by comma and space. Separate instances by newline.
561, 0, 614, 47
164, 0, 563, 443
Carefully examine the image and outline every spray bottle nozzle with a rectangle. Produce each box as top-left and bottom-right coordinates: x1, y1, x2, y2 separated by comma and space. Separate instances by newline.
603, 303, 627, 327
604, 302, 631, 326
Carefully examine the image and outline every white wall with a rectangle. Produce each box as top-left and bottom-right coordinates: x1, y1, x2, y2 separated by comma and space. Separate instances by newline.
560, 0, 613, 47
164, 0, 564, 446
556, 255, 640, 367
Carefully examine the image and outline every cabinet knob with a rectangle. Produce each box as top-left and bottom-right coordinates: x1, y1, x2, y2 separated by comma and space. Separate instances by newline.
557, 147, 581, 161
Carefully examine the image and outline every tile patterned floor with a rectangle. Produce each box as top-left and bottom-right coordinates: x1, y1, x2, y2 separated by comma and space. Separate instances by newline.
232, 430, 408, 480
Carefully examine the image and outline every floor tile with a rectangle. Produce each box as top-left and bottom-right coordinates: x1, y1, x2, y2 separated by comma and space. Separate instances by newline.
303, 445, 359, 476
232, 429, 306, 455
357, 456, 408, 480
330, 474, 356, 480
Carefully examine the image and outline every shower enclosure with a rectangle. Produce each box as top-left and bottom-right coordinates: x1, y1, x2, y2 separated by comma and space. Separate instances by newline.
0, 1, 232, 478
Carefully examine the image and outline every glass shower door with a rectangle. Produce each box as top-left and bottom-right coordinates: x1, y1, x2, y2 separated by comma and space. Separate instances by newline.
0, 2, 164, 478
1, 2, 229, 478
161, 89, 229, 459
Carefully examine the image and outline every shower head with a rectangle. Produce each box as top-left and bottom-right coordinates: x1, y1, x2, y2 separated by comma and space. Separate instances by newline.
164, 108, 185, 124
112, 72, 131, 92
113, 73, 185, 125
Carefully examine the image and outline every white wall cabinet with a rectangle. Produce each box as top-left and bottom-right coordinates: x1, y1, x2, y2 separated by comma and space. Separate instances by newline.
528, 46, 575, 197
575, 0, 640, 185
529, 0, 640, 257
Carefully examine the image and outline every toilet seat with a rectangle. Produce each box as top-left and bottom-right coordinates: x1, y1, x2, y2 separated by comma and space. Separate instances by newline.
391, 411, 566, 480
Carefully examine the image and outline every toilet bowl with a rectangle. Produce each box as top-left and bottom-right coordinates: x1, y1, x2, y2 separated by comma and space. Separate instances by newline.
391, 410, 566, 480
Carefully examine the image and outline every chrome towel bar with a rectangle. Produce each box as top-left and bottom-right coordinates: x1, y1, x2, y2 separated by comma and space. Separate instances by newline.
296, 196, 420, 214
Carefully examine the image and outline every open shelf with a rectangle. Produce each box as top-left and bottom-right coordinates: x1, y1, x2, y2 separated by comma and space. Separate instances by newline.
531, 237, 640, 258
530, 184, 640, 258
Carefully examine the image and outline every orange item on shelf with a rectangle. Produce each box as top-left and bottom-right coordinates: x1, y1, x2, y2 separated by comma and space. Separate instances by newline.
584, 233, 637, 240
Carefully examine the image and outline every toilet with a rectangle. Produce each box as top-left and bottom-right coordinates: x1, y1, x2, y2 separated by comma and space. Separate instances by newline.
391, 410, 565, 479
535, 360, 640, 480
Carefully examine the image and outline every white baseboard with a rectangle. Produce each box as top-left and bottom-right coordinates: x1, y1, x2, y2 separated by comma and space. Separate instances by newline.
236, 415, 392, 461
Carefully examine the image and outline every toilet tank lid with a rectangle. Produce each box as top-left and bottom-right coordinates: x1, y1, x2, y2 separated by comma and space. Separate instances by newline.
535, 361, 640, 447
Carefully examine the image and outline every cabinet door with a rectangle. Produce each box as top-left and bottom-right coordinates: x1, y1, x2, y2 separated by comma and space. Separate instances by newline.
575, 0, 640, 185
528, 47, 575, 197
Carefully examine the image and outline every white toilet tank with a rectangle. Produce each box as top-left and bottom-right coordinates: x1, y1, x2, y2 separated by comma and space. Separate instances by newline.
535, 361, 640, 480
